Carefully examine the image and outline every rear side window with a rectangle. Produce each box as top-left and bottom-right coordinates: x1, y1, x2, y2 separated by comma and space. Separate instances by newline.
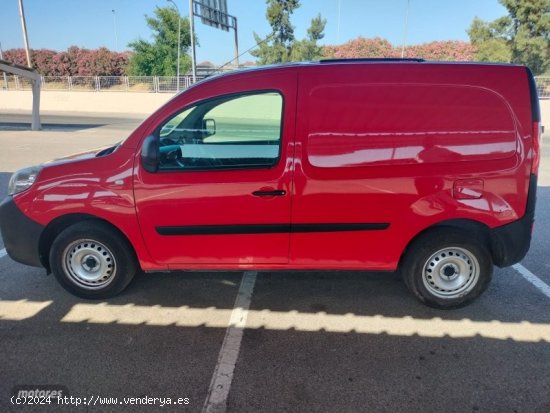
158, 92, 283, 171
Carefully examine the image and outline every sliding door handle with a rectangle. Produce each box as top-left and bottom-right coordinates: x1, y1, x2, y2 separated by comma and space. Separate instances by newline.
252, 189, 286, 197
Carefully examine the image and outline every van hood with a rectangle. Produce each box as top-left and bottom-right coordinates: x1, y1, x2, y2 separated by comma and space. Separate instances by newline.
44, 143, 120, 167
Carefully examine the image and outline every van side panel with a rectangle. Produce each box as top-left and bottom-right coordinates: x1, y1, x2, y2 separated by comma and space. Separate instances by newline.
290, 63, 533, 269
307, 84, 517, 167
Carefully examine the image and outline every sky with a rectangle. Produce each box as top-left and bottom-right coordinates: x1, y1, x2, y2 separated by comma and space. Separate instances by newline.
0, 0, 508, 65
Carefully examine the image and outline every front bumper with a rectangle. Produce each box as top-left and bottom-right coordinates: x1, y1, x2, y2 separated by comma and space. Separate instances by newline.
0, 196, 45, 268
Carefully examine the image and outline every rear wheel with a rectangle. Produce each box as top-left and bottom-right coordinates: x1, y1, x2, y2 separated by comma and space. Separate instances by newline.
49, 221, 137, 299
401, 229, 492, 308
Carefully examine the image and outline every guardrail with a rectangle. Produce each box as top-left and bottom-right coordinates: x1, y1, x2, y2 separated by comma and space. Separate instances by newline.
0, 75, 205, 93
1, 75, 550, 97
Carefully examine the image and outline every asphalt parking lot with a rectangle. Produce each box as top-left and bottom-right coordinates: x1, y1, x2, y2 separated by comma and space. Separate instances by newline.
1, 113, 550, 412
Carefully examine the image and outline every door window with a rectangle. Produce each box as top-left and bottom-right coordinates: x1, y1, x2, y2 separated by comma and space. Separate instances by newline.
158, 92, 283, 170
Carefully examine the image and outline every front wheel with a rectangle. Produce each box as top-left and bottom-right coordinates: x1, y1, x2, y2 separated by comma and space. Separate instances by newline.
49, 221, 138, 299
401, 229, 493, 308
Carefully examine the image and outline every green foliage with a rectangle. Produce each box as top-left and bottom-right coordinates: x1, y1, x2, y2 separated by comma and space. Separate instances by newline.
473, 38, 513, 62
251, 0, 326, 64
468, 0, 550, 74
467, 17, 512, 62
127, 7, 192, 76
291, 14, 327, 61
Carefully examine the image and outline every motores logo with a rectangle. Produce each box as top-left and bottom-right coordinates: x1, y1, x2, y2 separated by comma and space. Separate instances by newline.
12, 385, 69, 399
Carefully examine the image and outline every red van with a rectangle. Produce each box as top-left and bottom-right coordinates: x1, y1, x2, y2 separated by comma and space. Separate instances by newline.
0, 60, 541, 308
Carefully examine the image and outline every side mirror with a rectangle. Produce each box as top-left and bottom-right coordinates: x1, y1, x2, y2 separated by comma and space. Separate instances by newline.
141, 135, 159, 173
203, 118, 216, 136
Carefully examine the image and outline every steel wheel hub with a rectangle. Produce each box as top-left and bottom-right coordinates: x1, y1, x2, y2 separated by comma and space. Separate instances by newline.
422, 247, 480, 299
62, 239, 116, 289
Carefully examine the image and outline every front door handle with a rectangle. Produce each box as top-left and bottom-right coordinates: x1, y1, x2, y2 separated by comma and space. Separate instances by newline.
252, 189, 286, 197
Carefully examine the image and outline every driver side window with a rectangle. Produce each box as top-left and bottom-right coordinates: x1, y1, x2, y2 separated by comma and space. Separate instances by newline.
158, 91, 283, 171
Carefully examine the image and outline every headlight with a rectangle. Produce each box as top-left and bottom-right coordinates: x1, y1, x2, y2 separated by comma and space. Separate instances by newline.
7, 165, 43, 195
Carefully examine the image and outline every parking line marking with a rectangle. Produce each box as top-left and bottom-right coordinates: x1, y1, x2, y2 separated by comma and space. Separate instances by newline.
0, 249, 6, 259
202, 271, 257, 413
513, 263, 550, 299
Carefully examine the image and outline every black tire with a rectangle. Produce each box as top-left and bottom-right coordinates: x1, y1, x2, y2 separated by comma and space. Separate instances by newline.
49, 220, 138, 299
400, 228, 493, 309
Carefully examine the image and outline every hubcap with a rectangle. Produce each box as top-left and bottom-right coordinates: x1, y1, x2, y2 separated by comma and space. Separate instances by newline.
422, 247, 480, 299
82, 255, 100, 272
62, 239, 116, 289
442, 263, 459, 279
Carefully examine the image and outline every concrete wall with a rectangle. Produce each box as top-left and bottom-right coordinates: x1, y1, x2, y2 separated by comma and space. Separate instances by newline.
540, 99, 550, 131
0, 90, 174, 115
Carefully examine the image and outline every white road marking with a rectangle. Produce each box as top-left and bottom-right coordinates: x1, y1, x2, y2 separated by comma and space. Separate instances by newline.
202, 271, 257, 413
512, 263, 550, 299
0, 248, 7, 259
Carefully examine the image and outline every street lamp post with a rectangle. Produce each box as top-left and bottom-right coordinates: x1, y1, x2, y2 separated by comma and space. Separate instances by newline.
167, 0, 181, 91
401, 0, 410, 58
189, 0, 196, 83
112, 9, 119, 51
337, 0, 341, 44
18, 0, 32, 67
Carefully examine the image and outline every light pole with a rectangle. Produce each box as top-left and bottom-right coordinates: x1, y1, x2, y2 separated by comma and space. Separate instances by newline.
401, 0, 410, 58
112, 9, 119, 51
337, 0, 341, 44
167, 0, 181, 91
189, 0, 196, 83
18, 0, 32, 67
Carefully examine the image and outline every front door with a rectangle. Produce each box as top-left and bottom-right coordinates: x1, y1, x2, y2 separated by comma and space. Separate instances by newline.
133, 72, 296, 267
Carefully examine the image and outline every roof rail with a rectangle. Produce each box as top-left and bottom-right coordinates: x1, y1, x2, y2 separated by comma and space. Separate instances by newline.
320, 58, 425, 63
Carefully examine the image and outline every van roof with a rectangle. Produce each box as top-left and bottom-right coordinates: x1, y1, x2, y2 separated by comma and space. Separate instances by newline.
182, 59, 526, 94
319, 58, 425, 63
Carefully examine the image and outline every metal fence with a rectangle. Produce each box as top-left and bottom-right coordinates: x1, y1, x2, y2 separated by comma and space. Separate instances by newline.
2, 74, 550, 97
0, 75, 205, 93
536, 76, 550, 99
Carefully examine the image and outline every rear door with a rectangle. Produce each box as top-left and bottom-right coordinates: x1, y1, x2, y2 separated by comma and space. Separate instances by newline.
134, 71, 296, 266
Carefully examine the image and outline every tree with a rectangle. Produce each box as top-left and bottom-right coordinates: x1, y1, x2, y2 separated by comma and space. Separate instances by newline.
467, 17, 512, 63
3, 47, 129, 76
291, 14, 327, 61
468, 0, 550, 74
324, 37, 395, 59
323, 38, 475, 62
405, 41, 476, 61
127, 7, 193, 76
251, 0, 326, 64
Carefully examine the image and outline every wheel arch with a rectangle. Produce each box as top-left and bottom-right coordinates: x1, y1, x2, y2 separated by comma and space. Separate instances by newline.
398, 219, 493, 269
39, 213, 138, 272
